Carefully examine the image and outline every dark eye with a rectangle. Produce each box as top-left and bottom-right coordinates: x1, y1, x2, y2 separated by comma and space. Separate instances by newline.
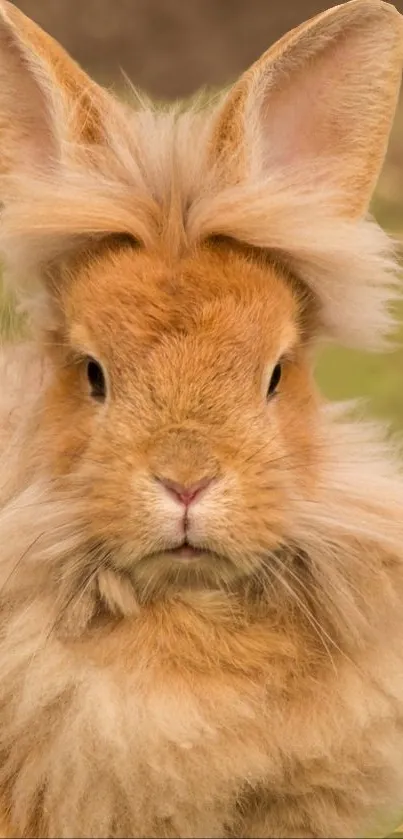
267, 362, 282, 399
86, 357, 106, 401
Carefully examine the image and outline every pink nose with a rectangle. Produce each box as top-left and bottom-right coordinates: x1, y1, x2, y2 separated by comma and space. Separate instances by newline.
157, 476, 213, 507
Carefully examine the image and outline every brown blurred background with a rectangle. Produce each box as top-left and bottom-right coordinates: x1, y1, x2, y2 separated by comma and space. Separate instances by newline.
11, 0, 403, 97
5, 0, 403, 427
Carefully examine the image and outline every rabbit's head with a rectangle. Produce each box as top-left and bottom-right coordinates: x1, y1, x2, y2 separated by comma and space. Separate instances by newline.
0, 0, 402, 608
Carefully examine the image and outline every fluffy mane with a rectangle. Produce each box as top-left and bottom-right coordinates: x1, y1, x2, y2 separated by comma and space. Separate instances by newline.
0, 95, 400, 349
1, 401, 403, 837
0, 86, 401, 349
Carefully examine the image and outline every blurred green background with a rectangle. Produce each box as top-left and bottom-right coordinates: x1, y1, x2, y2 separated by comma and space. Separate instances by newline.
2, 0, 403, 428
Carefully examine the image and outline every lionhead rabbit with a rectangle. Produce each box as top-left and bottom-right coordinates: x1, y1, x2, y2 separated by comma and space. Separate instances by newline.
0, 0, 403, 837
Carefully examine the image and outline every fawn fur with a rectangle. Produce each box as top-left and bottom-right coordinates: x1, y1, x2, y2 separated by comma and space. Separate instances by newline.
0, 0, 403, 836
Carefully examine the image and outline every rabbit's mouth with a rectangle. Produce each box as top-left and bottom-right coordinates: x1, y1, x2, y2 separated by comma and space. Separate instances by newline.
109, 539, 245, 605
158, 541, 219, 562
137, 538, 226, 568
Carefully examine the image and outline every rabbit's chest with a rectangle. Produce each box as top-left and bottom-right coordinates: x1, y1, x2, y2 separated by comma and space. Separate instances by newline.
4, 660, 275, 838
95, 671, 272, 834
73, 664, 275, 837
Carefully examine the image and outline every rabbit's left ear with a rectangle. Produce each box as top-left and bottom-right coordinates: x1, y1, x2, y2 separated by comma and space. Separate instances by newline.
211, 0, 403, 218
0, 0, 112, 177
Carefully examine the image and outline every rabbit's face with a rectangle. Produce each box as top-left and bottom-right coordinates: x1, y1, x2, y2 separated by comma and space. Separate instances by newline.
0, 0, 401, 604
40, 239, 319, 596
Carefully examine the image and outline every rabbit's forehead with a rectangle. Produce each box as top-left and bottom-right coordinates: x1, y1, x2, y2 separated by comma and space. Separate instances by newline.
66, 245, 300, 363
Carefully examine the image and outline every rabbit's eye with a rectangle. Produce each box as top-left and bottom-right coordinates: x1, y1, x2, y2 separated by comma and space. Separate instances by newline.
267, 362, 282, 399
86, 357, 106, 401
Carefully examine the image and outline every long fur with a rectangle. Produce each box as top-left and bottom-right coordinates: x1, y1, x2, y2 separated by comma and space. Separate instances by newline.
0, 108, 400, 349
1, 404, 403, 837
1, 1, 403, 837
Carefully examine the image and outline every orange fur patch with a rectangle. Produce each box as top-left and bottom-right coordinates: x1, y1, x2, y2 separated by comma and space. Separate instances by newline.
0, 0, 403, 836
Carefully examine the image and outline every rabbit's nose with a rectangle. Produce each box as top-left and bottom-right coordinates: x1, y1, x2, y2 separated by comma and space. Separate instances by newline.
156, 475, 213, 507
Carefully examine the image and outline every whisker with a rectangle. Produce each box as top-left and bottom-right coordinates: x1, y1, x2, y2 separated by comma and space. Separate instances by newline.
260, 556, 339, 674
0, 531, 46, 598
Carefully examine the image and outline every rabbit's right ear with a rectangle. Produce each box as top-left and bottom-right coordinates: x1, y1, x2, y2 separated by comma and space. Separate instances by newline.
0, 0, 108, 178
211, 0, 403, 219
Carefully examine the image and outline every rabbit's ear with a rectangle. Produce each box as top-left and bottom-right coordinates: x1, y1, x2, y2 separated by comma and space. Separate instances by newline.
211, 0, 403, 218
0, 0, 108, 177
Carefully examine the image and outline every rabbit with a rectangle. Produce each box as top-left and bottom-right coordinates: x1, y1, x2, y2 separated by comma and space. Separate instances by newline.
0, 0, 403, 835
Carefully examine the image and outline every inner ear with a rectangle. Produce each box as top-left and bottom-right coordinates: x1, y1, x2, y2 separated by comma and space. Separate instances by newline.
0, 9, 59, 170
210, 0, 403, 218
0, 1, 112, 178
